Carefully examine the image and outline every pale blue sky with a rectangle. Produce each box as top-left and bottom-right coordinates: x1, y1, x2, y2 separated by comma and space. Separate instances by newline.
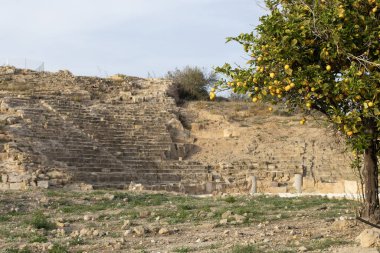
0, 0, 266, 77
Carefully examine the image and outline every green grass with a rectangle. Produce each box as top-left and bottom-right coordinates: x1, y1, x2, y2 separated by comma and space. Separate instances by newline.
173, 247, 192, 253
0, 190, 358, 253
69, 236, 85, 246
49, 192, 175, 214
0, 215, 11, 222
28, 233, 48, 243
306, 238, 349, 251
4, 248, 32, 253
58, 201, 116, 214
48, 243, 69, 253
0, 210, 28, 223
230, 244, 259, 253
0, 227, 11, 238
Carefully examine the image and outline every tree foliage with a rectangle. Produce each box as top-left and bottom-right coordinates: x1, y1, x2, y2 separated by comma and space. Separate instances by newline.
214, 0, 380, 220
166, 66, 217, 101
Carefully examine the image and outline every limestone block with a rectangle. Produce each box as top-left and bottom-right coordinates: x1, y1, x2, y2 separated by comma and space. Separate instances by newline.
7, 174, 24, 183
9, 182, 25, 190
37, 180, 50, 189
344, 180, 359, 195
47, 170, 66, 179
0, 102, 10, 112
110, 74, 125, 81
268, 186, 287, 193
356, 229, 380, 247
5, 68, 15, 74
270, 181, 279, 187
316, 181, 344, 194
0, 183, 10, 190
1, 174, 8, 183
302, 178, 316, 193
236, 111, 250, 118
119, 91, 133, 100
205, 182, 214, 193
6, 117, 19, 125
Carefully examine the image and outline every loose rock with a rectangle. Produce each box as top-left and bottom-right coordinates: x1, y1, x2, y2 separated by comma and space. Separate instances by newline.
356, 229, 380, 247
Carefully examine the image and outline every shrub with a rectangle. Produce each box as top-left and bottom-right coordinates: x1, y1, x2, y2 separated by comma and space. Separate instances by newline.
29, 211, 55, 230
166, 66, 216, 101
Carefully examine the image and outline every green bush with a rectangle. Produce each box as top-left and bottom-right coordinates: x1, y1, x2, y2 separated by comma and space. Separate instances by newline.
224, 196, 236, 203
166, 66, 216, 101
29, 211, 55, 230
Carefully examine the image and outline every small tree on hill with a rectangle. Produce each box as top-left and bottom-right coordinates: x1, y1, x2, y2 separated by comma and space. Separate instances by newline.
166, 66, 217, 101
214, 0, 380, 222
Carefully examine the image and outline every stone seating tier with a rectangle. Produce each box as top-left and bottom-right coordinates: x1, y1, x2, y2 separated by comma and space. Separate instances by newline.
0, 73, 213, 193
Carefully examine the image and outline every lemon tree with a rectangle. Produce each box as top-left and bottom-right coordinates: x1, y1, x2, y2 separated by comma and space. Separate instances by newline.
214, 0, 380, 221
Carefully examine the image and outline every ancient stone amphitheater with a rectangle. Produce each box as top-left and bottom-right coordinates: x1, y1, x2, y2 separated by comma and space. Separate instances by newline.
0, 66, 357, 194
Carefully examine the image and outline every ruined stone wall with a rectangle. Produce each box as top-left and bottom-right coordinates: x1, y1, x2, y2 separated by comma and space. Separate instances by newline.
0, 66, 358, 194
184, 101, 357, 194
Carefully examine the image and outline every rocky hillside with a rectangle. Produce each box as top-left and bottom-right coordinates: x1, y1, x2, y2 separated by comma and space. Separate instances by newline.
0, 66, 356, 194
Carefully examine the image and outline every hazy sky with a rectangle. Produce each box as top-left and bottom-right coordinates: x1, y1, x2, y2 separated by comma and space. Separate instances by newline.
0, 0, 266, 77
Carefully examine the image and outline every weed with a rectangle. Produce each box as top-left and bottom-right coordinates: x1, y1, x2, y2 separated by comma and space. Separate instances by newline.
70, 236, 85, 245
0, 210, 27, 223
28, 233, 48, 243
48, 243, 69, 253
29, 211, 55, 230
224, 196, 236, 203
167, 209, 191, 224
230, 244, 259, 253
126, 193, 170, 206
307, 238, 348, 251
58, 201, 116, 214
0, 228, 11, 238
0, 214, 11, 222
269, 250, 296, 253
4, 248, 32, 253
174, 247, 192, 253
178, 204, 195, 210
